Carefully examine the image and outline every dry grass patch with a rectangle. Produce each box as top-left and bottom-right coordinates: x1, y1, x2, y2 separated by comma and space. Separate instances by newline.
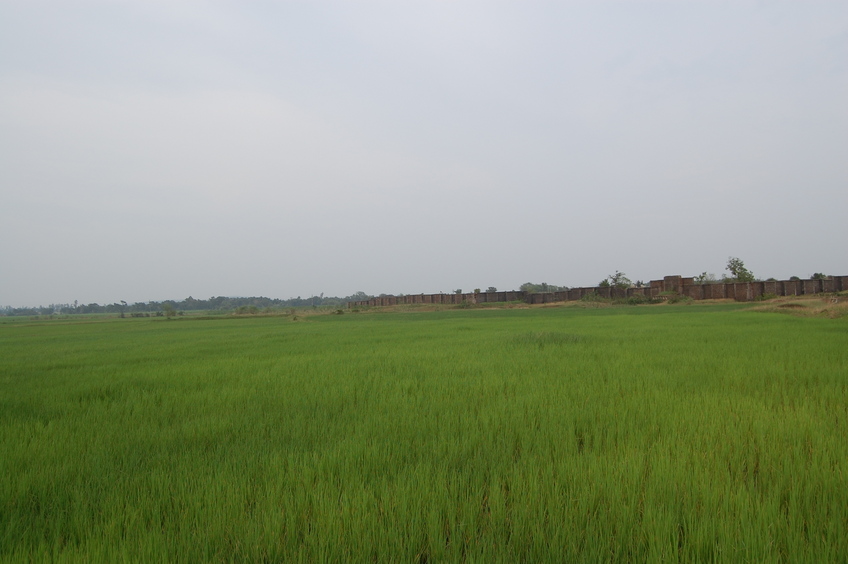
751, 294, 848, 318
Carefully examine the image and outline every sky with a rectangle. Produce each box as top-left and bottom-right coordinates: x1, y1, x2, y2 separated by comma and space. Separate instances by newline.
1, 1, 846, 306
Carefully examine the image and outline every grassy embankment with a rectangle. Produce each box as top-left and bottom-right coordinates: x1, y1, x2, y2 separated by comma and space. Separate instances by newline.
1, 302, 846, 561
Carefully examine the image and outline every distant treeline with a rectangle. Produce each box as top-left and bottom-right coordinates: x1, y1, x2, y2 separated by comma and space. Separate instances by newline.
1, 292, 375, 317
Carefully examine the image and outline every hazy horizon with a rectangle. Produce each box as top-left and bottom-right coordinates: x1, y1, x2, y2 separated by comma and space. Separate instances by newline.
3, 2, 846, 308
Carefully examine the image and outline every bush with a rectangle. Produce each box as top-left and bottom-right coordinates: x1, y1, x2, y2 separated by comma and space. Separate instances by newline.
613, 295, 662, 306
580, 292, 609, 303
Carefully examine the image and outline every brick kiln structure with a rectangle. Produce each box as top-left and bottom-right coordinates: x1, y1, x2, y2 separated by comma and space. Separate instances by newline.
347, 275, 848, 308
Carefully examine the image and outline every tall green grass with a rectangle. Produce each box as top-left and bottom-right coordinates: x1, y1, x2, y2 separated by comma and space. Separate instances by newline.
1, 305, 846, 561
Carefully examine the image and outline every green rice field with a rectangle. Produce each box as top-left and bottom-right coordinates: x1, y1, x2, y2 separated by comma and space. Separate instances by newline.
1, 303, 846, 562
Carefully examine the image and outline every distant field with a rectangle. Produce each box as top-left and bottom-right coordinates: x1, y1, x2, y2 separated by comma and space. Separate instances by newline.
1, 303, 846, 561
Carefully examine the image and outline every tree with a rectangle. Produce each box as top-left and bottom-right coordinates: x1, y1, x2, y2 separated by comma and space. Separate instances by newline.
454, 289, 463, 295
601, 271, 631, 289
694, 272, 718, 284
486, 286, 497, 293
811, 272, 828, 280
726, 257, 755, 283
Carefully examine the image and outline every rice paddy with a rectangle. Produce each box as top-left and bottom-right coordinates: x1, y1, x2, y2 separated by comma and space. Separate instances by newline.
1, 303, 846, 562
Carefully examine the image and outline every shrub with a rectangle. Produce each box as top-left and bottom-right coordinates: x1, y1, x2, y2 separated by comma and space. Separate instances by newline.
614, 294, 662, 306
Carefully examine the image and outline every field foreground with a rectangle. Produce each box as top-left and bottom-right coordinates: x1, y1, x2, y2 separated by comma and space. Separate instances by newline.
1, 304, 846, 562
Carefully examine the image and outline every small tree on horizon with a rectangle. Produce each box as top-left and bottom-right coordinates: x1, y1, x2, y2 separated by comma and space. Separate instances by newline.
726, 257, 755, 283
694, 272, 718, 284
601, 271, 631, 289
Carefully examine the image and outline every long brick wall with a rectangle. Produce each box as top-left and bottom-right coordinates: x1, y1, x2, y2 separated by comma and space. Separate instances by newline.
348, 275, 848, 308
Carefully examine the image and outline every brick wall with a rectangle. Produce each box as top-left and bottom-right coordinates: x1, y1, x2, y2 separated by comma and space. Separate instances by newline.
683, 285, 704, 300
763, 281, 782, 295
802, 279, 822, 295
783, 280, 800, 296
703, 284, 726, 299
347, 274, 846, 308
664, 276, 683, 293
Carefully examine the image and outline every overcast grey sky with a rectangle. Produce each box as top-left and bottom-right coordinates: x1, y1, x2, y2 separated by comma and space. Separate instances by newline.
1, 1, 846, 306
